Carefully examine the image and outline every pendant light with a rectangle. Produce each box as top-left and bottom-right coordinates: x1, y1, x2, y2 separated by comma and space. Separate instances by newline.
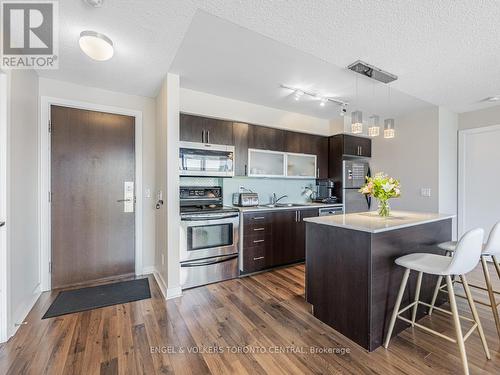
368, 115, 380, 137
351, 77, 363, 134
351, 110, 363, 133
384, 118, 395, 138
383, 85, 396, 138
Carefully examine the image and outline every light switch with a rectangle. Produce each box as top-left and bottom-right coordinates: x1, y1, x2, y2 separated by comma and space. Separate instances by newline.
124, 181, 134, 212
420, 188, 432, 197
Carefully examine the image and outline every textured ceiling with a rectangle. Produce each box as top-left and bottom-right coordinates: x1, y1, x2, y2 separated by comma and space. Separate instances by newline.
39, 0, 500, 114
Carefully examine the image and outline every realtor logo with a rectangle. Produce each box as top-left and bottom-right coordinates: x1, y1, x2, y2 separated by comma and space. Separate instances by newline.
1, 0, 59, 69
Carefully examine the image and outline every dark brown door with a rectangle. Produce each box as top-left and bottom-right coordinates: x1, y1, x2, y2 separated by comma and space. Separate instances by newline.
294, 208, 319, 261
271, 210, 297, 266
51, 105, 135, 289
203, 118, 233, 145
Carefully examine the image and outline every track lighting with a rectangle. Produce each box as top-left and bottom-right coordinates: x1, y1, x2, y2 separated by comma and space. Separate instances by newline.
281, 84, 348, 108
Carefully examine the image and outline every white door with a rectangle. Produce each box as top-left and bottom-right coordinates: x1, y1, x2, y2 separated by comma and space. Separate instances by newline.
0, 71, 8, 342
459, 125, 500, 237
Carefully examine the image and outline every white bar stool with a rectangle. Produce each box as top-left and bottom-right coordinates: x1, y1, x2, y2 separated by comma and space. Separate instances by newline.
383, 228, 490, 375
429, 222, 500, 337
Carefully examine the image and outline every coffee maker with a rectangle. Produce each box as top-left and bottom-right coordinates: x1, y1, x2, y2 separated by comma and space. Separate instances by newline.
314, 179, 338, 204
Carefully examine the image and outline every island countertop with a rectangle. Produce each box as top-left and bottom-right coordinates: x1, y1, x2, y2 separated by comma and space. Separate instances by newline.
303, 210, 455, 233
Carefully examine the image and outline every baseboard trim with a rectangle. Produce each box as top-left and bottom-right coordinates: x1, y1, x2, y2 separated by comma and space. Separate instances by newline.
151, 269, 182, 300
8, 283, 42, 340
141, 266, 155, 275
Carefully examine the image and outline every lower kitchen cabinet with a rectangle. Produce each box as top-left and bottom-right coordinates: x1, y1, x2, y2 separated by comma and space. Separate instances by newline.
241, 207, 320, 274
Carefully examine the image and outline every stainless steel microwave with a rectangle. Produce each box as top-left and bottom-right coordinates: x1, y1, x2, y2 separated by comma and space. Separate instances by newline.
179, 141, 235, 177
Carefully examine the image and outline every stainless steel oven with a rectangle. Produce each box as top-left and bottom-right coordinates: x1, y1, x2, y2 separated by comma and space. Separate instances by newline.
179, 141, 235, 177
179, 186, 240, 289
180, 211, 240, 262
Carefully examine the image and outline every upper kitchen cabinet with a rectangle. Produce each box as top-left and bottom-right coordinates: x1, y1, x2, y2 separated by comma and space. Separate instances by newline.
285, 132, 328, 178
248, 125, 285, 151
331, 134, 371, 158
233, 122, 249, 176
180, 113, 233, 145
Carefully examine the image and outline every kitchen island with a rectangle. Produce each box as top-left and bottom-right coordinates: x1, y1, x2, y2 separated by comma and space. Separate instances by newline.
304, 211, 454, 351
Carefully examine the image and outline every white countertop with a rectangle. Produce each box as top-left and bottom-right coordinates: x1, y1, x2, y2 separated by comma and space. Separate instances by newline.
235, 203, 343, 213
303, 211, 455, 233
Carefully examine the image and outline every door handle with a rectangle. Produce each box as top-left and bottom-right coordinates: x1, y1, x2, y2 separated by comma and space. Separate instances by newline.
117, 198, 132, 202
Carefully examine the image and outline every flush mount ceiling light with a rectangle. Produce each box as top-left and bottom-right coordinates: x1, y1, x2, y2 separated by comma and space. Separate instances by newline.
368, 115, 380, 137
280, 84, 348, 107
384, 118, 395, 138
351, 110, 363, 134
347, 60, 398, 84
79, 31, 114, 61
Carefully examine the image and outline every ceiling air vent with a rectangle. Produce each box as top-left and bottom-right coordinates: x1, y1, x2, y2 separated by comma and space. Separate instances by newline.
347, 60, 397, 84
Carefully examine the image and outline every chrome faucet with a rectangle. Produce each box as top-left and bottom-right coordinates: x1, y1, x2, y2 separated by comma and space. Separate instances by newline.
272, 193, 288, 205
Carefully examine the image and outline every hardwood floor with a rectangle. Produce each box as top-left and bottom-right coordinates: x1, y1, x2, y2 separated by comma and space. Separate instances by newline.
1, 264, 499, 374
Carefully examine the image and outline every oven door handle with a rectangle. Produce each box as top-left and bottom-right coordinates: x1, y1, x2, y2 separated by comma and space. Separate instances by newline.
181, 255, 238, 267
181, 213, 240, 221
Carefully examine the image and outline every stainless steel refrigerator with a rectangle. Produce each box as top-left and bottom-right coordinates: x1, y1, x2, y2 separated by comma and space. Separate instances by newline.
343, 160, 371, 213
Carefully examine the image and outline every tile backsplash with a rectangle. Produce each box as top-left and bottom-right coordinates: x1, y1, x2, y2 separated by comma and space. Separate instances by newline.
180, 177, 316, 206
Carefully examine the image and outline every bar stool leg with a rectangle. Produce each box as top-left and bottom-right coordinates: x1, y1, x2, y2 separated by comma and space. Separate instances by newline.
480, 256, 500, 338
384, 268, 410, 348
460, 275, 491, 359
411, 271, 423, 326
428, 275, 443, 316
446, 275, 469, 375
492, 255, 500, 278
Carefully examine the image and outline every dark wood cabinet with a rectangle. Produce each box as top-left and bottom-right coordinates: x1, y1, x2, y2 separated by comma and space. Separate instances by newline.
329, 134, 372, 180
180, 114, 233, 145
248, 125, 285, 151
241, 207, 320, 274
332, 134, 372, 158
233, 122, 249, 176
180, 113, 206, 143
284, 132, 328, 178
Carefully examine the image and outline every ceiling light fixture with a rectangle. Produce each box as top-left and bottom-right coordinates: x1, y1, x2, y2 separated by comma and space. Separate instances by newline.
280, 84, 348, 107
351, 111, 363, 134
83, 0, 104, 7
294, 89, 304, 100
351, 77, 363, 134
79, 30, 114, 61
368, 115, 380, 137
384, 118, 395, 138
484, 96, 500, 102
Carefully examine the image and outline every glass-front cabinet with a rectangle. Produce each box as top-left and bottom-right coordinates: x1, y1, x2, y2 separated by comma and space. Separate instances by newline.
287, 153, 317, 178
248, 149, 286, 177
247, 149, 317, 178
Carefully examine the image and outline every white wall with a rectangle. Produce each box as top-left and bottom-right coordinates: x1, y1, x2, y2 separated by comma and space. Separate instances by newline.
459, 104, 500, 130
8, 70, 40, 337
371, 106, 440, 212
38, 78, 156, 271
438, 107, 458, 239
155, 74, 181, 299
180, 88, 331, 135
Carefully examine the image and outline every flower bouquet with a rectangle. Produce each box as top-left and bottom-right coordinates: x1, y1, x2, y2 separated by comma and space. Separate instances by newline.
359, 173, 401, 217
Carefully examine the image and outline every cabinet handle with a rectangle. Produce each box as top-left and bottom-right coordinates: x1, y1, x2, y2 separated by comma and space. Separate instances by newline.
207, 130, 210, 143
317, 168, 319, 178
253, 239, 265, 244
253, 217, 265, 220
253, 256, 265, 261
202, 130, 205, 143
360, 146, 363, 155
253, 227, 265, 231
295, 211, 298, 222
298, 211, 301, 221
245, 164, 247, 176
